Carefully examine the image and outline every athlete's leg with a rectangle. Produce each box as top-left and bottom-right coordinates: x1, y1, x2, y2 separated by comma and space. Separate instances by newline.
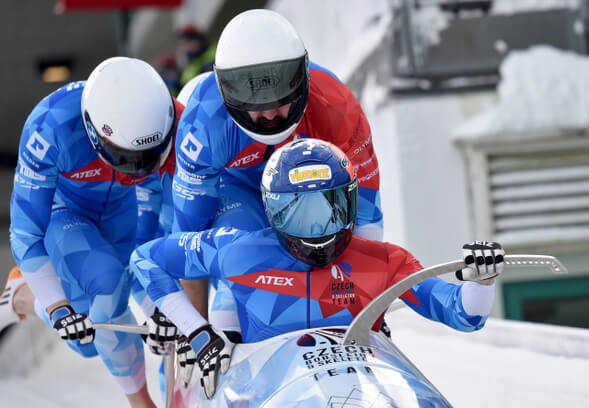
44, 208, 152, 405
99, 202, 158, 407
0, 267, 31, 332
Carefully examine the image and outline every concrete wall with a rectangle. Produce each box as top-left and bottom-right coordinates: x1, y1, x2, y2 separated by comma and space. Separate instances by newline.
0, 2, 120, 156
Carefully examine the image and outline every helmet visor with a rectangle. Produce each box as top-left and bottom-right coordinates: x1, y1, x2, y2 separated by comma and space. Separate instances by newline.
216, 53, 308, 111
264, 179, 358, 238
84, 111, 175, 177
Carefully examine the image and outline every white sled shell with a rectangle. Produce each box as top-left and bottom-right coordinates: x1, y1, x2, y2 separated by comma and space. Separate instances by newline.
170, 327, 451, 407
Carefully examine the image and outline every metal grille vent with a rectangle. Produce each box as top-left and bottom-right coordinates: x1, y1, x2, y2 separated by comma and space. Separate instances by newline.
489, 149, 589, 246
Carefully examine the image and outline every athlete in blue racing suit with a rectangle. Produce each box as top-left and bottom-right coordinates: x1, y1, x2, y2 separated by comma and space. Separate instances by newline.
9, 57, 178, 407
172, 9, 383, 333
131, 139, 504, 399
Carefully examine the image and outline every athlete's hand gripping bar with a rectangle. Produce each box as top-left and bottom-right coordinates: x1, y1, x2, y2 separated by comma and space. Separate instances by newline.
343, 255, 567, 346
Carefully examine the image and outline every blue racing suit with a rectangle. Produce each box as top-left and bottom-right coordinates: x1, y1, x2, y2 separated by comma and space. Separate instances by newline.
132, 100, 183, 315
131, 228, 489, 343
173, 63, 383, 329
9, 81, 148, 394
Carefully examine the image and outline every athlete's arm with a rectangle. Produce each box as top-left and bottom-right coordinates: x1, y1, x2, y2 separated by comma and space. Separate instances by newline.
172, 88, 226, 233
388, 245, 493, 332
131, 228, 244, 336
10, 101, 67, 313
345, 112, 383, 241
136, 173, 164, 246
315, 67, 383, 241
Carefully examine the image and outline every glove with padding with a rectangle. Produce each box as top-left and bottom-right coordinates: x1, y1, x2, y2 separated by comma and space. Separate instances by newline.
456, 241, 504, 282
188, 324, 236, 399
177, 330, 241, 388
50, 305, 95, 344
141, 307, 178, 355
177, 334, 197, 387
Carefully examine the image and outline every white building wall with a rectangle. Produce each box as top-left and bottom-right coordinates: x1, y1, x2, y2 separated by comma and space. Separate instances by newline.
388, 92, 498, 266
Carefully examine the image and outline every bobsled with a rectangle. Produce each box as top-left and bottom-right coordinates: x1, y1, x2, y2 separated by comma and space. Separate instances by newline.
164, 254, 566, 408
170, 327, 450, 407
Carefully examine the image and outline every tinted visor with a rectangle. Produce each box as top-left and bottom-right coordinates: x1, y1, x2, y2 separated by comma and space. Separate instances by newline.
216, 54, 308, 111
84, 111, 175, 177
215, 54, 309, 138
264, 179, 358, 238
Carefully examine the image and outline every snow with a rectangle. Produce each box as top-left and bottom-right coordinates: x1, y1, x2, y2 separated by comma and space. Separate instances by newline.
2, 1, 589, 407
455, 45, 589, 139
2, 307, 588, 408
0, 301, 164, 408
491, 0, 580, 14
268, 0, 392, 82
388, 308, 589, 408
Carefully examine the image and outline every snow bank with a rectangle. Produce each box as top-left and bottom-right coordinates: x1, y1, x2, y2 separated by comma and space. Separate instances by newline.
387, 307, 589, 408
455, 45, 589, 139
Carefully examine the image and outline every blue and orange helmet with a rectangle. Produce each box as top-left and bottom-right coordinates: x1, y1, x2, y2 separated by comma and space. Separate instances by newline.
261, 139, 358, 266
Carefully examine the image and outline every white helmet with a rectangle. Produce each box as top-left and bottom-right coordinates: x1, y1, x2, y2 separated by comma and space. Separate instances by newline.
214, 9, 309, 145
82, 57, 176, 176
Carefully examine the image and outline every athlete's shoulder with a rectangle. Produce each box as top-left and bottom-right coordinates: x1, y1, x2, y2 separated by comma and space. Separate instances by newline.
303, 62, 368, 147
346, 236, 417, 265
309, 61, 343, 84
308, 61, 353, 100
212, 228, 283, 256
25, 81, 85, 127
220, 227, 281, 249
20, 81, 88, 166
346, 235, 391, 261
177, 71, 214, 106
179, 72, 226, 128
176, 73, 238, 164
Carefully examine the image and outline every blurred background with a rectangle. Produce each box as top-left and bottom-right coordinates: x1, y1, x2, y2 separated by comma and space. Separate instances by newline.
1, 0, 589, 406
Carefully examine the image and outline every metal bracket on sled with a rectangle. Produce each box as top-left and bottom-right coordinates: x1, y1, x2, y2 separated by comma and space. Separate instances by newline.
342, 255, 567, 347
93, 322, 175, 408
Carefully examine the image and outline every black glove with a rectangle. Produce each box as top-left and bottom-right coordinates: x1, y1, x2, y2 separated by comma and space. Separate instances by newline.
185, 325, 237, 398
456, 241, 504, 281
177, 334, 196, 387
50, 305, 94, 344
177, 330, 241, 388
141, 308, 178, 355
380, 320, 391, 338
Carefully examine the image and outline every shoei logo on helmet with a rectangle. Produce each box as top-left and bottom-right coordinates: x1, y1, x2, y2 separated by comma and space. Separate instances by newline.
289, 164, 331, 184
132, 132, 162, 147
247, 75, 279, 90
102, 124, 113, 137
